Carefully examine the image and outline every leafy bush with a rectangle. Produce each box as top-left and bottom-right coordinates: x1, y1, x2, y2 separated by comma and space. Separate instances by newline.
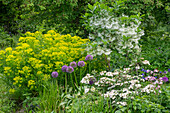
0, 26, 17, 49
82, 2, 144, 72
140, 32, 170, 70
0, 30, 89, 100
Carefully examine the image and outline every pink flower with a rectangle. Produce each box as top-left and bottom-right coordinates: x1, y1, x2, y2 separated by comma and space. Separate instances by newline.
154, 69, 159, 72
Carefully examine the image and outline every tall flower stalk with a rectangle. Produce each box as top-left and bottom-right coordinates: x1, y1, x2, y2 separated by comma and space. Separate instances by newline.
85, 55, 93, 73
62, 65, 68, 94
78, 61, 85, 88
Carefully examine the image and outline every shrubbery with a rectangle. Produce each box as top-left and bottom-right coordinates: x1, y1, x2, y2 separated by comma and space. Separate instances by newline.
0, 30, 89, 100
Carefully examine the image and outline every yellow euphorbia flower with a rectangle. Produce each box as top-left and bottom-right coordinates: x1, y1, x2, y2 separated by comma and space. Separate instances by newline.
9, 88, 15, 94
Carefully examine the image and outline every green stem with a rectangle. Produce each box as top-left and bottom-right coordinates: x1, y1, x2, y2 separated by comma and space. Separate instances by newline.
89, 61, 91, 73
74, 71, 78, 86
80, 68, 82, 88
65, 73, 67, 94
70, 73, 75, 90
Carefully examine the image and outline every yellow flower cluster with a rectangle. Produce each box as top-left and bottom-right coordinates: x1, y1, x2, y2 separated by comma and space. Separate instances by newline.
9, 88, 15, 94
28, 80, 36, 89
13, 76, 23, 87
1, 30, 89, 94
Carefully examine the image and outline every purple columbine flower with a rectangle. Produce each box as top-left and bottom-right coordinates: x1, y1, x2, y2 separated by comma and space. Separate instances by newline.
61, 65, 68, 72
141, 68, 145, 72
70, 61, 77, 68
164, 71, 167, 74
66, 66, 74, 73
89, 77, 96, 85
78, 61, 85, 67
142, 77, 145, 80
168, 69, 170, 72
142, 73, 144, 76
51, 71, 58, 78
162, 77, 168, 82
85, 55, 93, 61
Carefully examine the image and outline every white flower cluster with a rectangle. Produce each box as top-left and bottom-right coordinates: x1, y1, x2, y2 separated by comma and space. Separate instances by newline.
80, 74, 95, 84
84, 6, 144, 57
80, 65, 163, 106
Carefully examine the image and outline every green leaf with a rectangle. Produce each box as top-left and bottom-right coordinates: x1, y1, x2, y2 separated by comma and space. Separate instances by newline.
115, 110, 122, 113
59, 102, 67, 106
133, 106, 137, 110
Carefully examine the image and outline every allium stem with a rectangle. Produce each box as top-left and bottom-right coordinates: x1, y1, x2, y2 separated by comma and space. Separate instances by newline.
70, 73, 75, 90
89, 62, 91, 73
80, 68, 82, 88
65, 73, 67, 94
74, 71, 78, 86
105, 55, 110, 71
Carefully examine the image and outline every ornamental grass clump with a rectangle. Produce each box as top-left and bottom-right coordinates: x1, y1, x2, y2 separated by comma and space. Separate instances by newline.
0, 30, 89, 100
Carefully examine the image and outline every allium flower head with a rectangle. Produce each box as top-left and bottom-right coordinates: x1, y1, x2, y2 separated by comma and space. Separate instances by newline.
61, 65, 68, 72
66, 66, 74, 73
51, 71, 58, 78
78, 61, 85, 67
89, 77, 96, 85
162, 77, 168, 82
70, 61, 77, 68
85, 55, 93, 61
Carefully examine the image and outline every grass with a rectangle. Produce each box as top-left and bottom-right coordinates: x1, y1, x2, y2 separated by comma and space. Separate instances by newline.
0, 74, 16, 113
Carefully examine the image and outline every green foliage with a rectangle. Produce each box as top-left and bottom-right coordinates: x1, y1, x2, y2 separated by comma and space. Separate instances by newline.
37, 80, 65, 113
120, 0, 170, 37
0, 75, 16, 113
0, 30, 89, 102
0, 26, 17, 49
140, 32, 170, 70
125, 90, 170, 113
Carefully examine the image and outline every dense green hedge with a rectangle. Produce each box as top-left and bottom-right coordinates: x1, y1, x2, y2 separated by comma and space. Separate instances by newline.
0, 0, 169, 42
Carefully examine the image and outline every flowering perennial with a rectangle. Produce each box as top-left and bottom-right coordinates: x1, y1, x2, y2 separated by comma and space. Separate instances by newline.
0, 30, 89, 95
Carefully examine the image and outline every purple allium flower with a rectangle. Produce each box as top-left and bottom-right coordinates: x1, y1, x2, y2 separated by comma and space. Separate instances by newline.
61, 65, 68, 72
70, 61, 77, 68
162, 77, 168, 82
66, 66, 74, 73
78, 61, 85, 67
51, 71, 58, 78
89, 77, 96, 85
85, 55, 93, 61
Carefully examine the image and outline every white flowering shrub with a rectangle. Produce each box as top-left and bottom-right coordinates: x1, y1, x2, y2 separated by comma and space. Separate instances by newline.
83, 2, 144, 57
80, 59, 169, 109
